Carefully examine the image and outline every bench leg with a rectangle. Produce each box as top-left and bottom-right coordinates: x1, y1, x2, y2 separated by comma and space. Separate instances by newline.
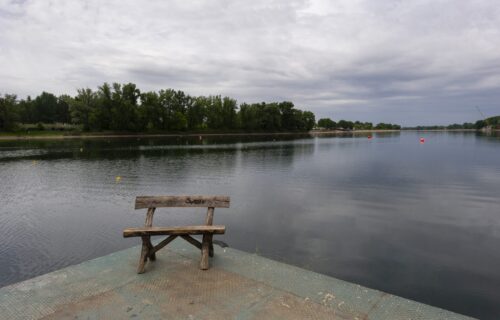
137, 236, 150, 274
208, 234, 214, 257
146, 236, 156, 261
200, 233, 210, 270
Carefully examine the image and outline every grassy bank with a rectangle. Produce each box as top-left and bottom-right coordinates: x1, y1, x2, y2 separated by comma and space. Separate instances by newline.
0, 130, 70, 138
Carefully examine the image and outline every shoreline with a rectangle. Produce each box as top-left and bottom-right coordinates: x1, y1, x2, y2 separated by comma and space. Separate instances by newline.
0, 130, 383, 141
0, 129, 493, 141
0, 131, 314, 141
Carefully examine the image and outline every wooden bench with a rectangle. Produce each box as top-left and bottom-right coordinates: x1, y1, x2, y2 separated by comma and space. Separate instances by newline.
123, 195, 229, 273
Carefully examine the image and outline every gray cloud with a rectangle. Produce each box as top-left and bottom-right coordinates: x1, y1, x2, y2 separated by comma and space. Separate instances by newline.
1, 0, 499, 125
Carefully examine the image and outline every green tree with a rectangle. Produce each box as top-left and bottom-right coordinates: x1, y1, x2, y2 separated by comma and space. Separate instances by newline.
56, 95, 71, 123
206, 95, 224, 129
261, 103, 282, 131
222, 97, 237, 129
301, 111, 315, 130
0, 94, 18, 131
238, 102, 259, 131
374, 123, 400, 130
170, 111, 188, 131
17, 96, 34, 123
3, 83, 323, 133
66, 88, 97, 131
32, 92, 58, 123
317, 118, 336, 129
337, 120, 353, 130
92, 83, 114, 130
278, 101, 295, 130
187, 96, 207, 130
110, 83, 140, 131
139, 91, 162, 131
157, 89, 191, 131
475, 120, 486, 129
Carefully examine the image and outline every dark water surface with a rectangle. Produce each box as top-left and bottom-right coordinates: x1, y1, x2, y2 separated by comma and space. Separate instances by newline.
1, 132, 499, 318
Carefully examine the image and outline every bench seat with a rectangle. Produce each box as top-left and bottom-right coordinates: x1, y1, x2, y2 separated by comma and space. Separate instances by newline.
123, 225, 226, 238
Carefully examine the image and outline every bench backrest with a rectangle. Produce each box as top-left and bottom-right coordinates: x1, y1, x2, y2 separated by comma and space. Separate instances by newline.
135, 195, 230, 210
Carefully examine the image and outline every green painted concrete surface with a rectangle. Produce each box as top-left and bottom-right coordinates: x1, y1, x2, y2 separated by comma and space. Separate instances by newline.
0, 240, 474, 319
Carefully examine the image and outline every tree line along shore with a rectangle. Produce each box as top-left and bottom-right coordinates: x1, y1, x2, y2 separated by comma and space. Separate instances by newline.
402, 117, 500, 131
1, 83, 402, 135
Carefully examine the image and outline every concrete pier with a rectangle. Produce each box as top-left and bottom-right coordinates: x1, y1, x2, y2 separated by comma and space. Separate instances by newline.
0, 240, 474, 319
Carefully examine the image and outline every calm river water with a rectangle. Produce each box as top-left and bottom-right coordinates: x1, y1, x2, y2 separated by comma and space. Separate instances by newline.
0, 131, 499, 318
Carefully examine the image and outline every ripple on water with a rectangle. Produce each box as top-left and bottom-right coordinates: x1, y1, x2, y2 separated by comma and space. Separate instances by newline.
0, 134, 500, 319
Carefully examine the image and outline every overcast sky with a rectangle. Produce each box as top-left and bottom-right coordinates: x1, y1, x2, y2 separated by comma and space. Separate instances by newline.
1, 0, 499, 125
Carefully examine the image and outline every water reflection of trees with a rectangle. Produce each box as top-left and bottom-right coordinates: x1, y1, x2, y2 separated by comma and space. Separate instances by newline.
0, 134, 315, 162
238, 140, 315, 172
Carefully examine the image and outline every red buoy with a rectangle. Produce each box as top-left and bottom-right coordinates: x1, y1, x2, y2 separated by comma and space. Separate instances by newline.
367, 135, 372, 139
420, 137, 425, 143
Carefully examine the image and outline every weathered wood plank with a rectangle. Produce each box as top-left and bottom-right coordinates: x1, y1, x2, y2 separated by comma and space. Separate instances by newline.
123, 225, 226, 237
137, 237, 149, 274
145, 207, 156, 227
205, 207, 215, 225
151, 235, 177, 254
144, 208, 156, 260
205, 207, 215, 258
180, 235, 202, 250
135, 195, 230, 209
146, 237, 156, 261
208, 234, 214, 257
200, 233, 210, 270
